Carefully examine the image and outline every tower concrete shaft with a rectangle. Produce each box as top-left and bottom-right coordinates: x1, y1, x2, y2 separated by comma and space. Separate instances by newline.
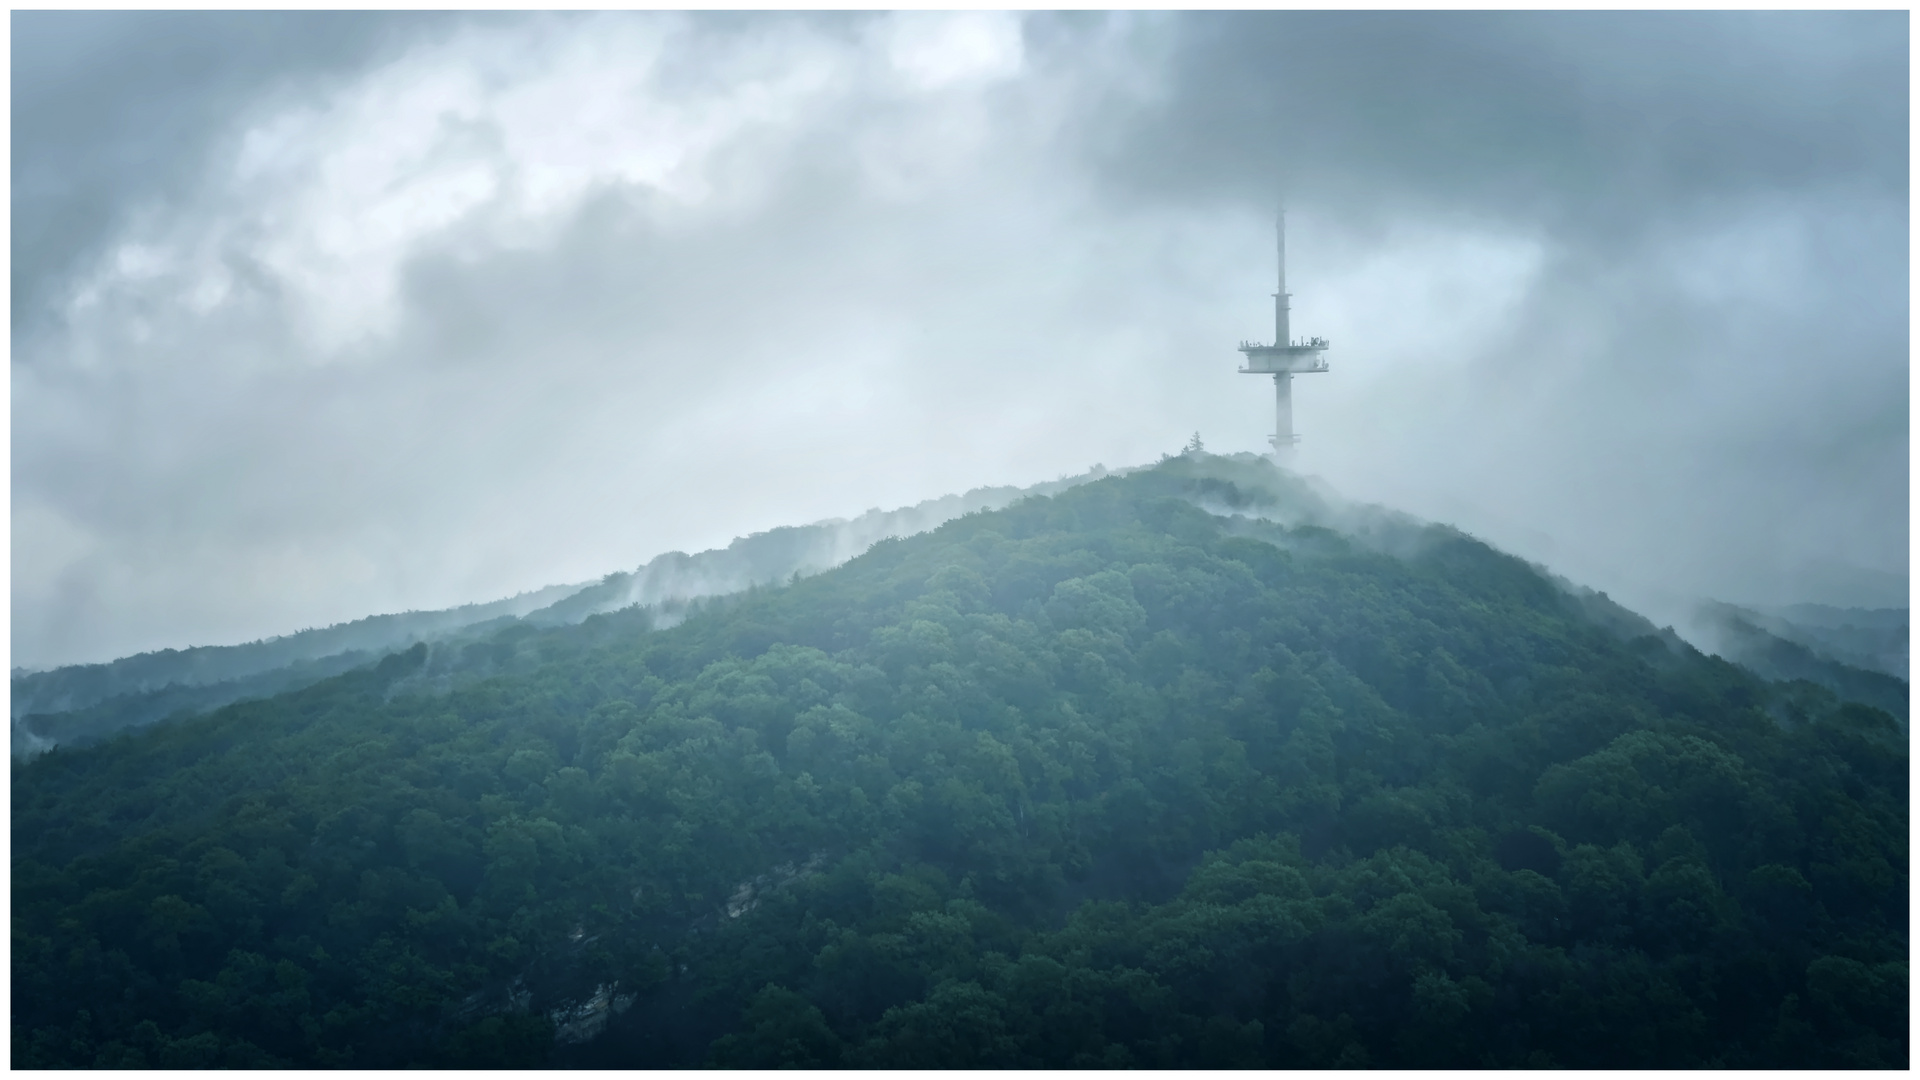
1237, 205, 1327, 460
1272, 371, 1294, 454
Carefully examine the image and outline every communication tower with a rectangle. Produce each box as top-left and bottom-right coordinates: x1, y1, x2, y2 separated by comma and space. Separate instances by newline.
1238, 208, 1328, 457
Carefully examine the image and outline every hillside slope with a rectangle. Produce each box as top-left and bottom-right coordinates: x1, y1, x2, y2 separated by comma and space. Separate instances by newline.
11, 470, 1109, 759
12, 455, 1907, 1068
10, 587, 584, 760
10, 585, 585, 718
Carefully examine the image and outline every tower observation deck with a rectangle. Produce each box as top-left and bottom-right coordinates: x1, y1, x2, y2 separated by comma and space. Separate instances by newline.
1238, 208, 1328, 456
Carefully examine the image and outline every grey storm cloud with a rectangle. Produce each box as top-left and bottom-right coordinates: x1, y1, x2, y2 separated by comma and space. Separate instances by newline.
1082, 11, 1906, 228
11, 11, 1908, 670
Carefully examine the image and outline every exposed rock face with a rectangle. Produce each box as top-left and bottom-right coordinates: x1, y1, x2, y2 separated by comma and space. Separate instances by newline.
725, 852, 827, 920
550, 983, 637, 1045
451, 976, 532, 1023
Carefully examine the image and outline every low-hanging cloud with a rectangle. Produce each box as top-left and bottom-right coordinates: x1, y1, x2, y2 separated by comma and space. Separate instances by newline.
12, 11, 1908, 669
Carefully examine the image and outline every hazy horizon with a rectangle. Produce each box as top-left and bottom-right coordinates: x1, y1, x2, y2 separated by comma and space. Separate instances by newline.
13, 11, 1909, 669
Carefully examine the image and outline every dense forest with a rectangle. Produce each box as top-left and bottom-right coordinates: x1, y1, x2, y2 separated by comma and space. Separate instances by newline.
12, 454, 1907, 1068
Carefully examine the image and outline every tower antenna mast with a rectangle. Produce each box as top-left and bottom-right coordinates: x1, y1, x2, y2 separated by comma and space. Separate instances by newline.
1237, 202, 1328, 459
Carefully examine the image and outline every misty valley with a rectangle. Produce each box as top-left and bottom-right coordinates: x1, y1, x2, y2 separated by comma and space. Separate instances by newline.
11, 455, 1908, 1068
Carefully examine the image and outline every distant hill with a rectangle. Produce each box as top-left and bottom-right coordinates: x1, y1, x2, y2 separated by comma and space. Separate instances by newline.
1750, 603, 1906, 680
13, 454, 1905, 1069
1691, 601, 1907, 720
10, 587, 582, 759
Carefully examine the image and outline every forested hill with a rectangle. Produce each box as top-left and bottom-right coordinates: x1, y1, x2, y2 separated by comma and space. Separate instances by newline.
12, 454, 1907, 1069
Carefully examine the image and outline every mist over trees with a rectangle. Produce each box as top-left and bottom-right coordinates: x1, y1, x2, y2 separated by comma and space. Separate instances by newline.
11, 473, 1107, 761
9, 586, 581, 749
12, 456, 1905, 1068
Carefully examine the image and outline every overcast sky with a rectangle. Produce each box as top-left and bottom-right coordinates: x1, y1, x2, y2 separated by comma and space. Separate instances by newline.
12, 11, 1909, 670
